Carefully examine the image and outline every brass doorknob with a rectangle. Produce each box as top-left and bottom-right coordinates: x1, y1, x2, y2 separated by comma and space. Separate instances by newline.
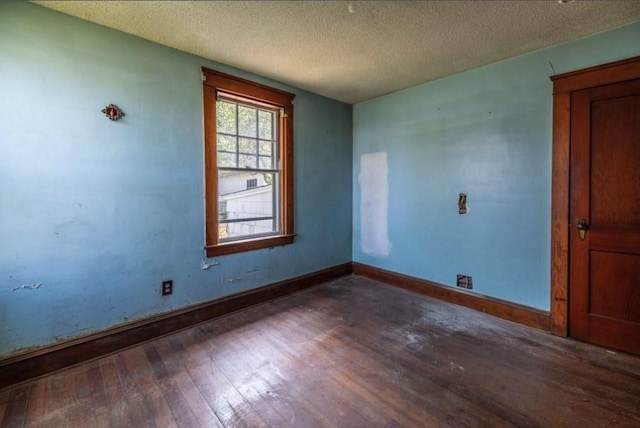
576, 219, 589, 240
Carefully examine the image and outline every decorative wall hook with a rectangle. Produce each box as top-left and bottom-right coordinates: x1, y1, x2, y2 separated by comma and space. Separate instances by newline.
102, 104, 124, 121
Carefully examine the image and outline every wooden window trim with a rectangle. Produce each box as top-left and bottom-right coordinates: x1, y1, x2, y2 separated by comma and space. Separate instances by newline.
202, 67, 295, 257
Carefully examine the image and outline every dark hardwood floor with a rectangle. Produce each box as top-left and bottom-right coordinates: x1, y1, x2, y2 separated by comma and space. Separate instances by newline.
1, 275, 639, 427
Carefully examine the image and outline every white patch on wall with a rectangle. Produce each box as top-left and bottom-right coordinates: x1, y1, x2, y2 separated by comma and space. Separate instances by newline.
359, 152, 390, 257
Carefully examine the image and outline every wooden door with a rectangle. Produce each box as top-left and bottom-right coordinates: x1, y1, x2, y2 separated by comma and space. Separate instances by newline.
569, 78, 640, 354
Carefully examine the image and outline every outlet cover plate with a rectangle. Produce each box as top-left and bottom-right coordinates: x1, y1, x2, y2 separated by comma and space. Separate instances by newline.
162, 280, 173, 296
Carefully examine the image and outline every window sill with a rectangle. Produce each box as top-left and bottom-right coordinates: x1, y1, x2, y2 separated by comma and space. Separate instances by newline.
205, 234, 295, 257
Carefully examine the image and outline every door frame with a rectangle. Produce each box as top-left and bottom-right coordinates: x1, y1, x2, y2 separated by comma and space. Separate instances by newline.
549, 56, 640, 336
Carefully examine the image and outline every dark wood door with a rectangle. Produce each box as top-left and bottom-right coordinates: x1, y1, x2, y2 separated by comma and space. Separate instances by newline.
569, 78, 640, 354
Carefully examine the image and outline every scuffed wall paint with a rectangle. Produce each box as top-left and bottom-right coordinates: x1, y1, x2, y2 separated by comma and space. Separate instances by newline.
11, 284, 42, 291
0, 2, 352, 358
359, 153, 390, 257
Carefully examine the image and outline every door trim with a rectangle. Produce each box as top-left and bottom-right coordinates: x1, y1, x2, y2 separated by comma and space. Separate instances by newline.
549, 56, 640, 336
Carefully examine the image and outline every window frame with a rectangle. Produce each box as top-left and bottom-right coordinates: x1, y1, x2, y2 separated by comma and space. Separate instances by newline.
202, 67, 295, 257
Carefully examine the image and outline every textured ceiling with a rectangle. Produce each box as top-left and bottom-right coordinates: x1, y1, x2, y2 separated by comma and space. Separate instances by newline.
34, 1, 640, 104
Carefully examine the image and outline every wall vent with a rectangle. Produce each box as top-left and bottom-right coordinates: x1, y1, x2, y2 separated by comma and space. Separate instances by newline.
456, 275, 473, 290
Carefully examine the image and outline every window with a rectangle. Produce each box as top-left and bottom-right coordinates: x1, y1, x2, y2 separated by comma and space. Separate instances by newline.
202, 68, 295, 257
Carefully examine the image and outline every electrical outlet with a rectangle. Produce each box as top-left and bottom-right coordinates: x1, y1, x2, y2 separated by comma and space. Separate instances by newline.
162, 280, 173, 296
456, 275, 473, 290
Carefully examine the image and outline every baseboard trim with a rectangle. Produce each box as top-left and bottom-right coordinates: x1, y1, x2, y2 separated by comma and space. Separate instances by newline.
353, 263, 550, 331
0, 262, 353, 390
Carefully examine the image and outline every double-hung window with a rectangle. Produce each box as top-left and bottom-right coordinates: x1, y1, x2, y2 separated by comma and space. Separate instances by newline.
202, 68, 295, 257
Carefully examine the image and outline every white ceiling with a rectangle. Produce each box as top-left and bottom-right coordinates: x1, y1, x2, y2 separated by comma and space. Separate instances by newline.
34, 1, 640, 104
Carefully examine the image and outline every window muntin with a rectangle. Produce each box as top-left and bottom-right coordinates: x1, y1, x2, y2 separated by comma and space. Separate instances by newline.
216, 99, 276, 170
202, 68, 295, 257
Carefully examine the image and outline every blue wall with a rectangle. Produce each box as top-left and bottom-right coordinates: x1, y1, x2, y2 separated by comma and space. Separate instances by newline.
353, 23, 640, 310
0, 2, 352, 357
2, 2, 639, 358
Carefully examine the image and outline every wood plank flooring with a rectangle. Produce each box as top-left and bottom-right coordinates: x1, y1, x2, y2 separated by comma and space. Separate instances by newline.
1, 275, 639, 427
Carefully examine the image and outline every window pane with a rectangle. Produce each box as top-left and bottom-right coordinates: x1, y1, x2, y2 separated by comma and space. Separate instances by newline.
218, 152, 236, 168
218, 200, 228, 221
238, 105, 257, 138
218, 170, 278, 240
238, 137, 258, 155
217, 134, 236, 152
216, 101, 236, 134
258, 110, 273, 139
259, 140, 273, 156
259, 156, 272, 170
238, 154, 257, 169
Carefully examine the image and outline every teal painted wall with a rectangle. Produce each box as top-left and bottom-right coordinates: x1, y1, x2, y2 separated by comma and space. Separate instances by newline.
0, 2, 352, 357
2, 1, 639, 358
353, 23, 640, 310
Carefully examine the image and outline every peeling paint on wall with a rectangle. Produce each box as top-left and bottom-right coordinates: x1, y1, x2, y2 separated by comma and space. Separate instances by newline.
359, 152, 390, 257
200, 259, 219, 270
11, 283, 42, 291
